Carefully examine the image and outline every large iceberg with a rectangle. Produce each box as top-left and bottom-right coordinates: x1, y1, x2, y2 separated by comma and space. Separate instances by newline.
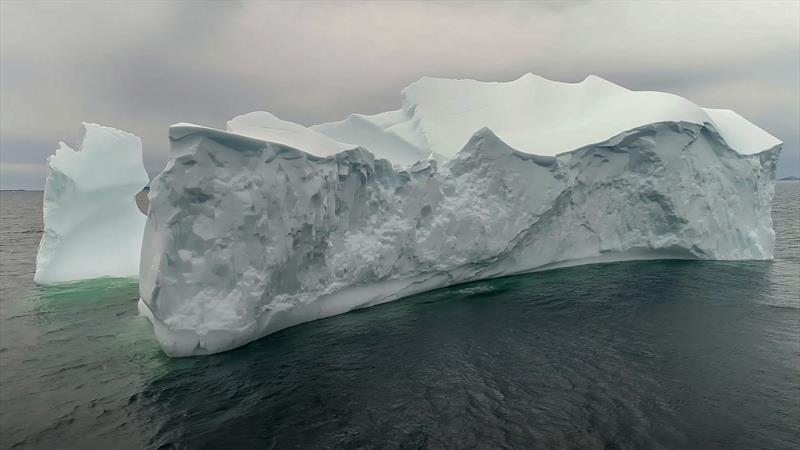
34, 123, 149, 284
139, 74, 781, 356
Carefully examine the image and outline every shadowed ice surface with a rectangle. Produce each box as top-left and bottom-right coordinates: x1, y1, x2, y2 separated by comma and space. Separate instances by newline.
0, 182, 798, 450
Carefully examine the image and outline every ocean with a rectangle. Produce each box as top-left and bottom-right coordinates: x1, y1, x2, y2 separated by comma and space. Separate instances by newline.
0, 182, 798, 450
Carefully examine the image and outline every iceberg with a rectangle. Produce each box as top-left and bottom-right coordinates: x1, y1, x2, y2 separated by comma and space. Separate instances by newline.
139, 74, 781, 356
34, 123, 149, 284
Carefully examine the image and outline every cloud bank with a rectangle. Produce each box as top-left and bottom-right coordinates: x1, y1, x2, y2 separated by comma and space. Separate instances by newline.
1, 0, 798, 189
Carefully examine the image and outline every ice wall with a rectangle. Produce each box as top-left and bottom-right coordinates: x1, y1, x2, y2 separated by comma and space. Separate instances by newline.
34, 123, 149, 284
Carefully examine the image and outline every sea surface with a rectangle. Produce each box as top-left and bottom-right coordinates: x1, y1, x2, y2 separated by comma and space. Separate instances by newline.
0, 183, 798, 450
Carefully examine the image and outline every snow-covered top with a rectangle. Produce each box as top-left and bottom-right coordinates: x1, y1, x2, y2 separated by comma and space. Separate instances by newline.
316, 73, 781, 158
49, 123, 148, 190
227, 111, 354, 157
701, 108, 781, 156
311, 109, 441, 166
219, 74, 780, 166
223, 111, 436, 167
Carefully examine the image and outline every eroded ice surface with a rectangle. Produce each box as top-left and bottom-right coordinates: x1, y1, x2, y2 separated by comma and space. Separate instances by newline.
139, 116, 780, 356
34, 123, 149, 284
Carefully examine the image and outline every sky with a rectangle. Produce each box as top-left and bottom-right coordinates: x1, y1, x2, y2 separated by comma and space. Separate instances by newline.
1, 0, 798, 189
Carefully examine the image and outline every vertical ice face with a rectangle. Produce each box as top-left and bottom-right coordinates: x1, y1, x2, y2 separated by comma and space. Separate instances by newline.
139, 120, 779, 357
34, 123, 149, 284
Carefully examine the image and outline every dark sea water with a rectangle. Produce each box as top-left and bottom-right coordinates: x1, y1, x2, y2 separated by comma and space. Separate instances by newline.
0, 183, 798, 450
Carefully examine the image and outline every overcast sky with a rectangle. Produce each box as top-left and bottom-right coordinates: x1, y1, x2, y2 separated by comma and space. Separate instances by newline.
1, 1, 798, 189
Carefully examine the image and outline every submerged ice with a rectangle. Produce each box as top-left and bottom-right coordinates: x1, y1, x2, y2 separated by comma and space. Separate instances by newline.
35, 123, 149, 284
139, 74, 781, 356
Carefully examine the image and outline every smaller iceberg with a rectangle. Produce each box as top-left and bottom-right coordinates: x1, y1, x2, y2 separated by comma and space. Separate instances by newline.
34, 123, 149, 285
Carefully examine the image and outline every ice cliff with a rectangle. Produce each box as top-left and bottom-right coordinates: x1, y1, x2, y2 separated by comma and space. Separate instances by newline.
34, 123, 148, 284
139, 74, 781, 356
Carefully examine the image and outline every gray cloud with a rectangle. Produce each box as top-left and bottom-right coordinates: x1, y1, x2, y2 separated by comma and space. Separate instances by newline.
1, 0, 798, 189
